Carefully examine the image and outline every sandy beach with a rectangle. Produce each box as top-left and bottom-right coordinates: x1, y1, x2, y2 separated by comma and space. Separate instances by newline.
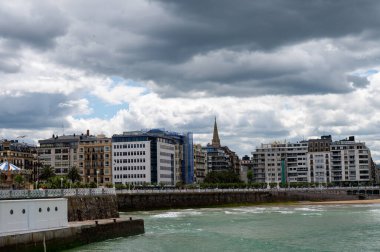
302, 199, 380, 205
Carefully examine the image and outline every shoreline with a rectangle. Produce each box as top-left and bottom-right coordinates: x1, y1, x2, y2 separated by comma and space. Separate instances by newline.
122, 199, 380, 213
300, 199, 380, 205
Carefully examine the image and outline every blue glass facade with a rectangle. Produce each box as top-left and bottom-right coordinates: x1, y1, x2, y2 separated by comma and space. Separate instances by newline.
164, 131, 194, 184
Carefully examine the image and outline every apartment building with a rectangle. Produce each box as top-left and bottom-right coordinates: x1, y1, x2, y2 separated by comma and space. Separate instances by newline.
193, 144, 207, 183
252, 142, 287, 184
330, 136, 372, 183
286, 141, 309, 182
308, 135, 332, 183
0, 140, 37, 170
252, 136, 374, 184
38, 134, 81, 175
78, 134, 112, 184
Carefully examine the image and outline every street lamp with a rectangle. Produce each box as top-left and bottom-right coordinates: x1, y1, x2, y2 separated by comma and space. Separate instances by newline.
96, 170, 99, 188
60, 177, 63, 188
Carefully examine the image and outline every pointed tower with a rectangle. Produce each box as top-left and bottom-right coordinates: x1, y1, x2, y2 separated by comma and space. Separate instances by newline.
212, 117, 221, 148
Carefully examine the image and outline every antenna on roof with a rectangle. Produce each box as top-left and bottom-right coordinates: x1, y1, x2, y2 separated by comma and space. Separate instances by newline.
62, 122, 65, 136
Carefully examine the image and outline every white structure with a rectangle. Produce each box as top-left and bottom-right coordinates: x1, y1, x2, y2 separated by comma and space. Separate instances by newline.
112, 140, 151, 185
156, 139, 175, 184
286, 142, 309, 182
112, 131, 176, 185
38, 135, 81, 175
308, 152, 330, 183
0, 198, 68, 235
253, 141, 308, 184
330, 137, 372, 182
252, 136, 374, 184
252, 143, 285, 184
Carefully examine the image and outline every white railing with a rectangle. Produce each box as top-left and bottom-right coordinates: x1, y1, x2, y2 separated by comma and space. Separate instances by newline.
0, 188, 116, 199
115, 186, 380, 194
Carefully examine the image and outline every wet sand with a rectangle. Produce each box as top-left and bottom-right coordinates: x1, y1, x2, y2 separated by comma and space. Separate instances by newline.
301, 199, 380, 205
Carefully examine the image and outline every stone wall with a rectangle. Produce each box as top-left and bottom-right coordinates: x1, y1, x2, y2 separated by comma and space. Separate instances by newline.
67, 195, 119, 221
117, 190, 374, 211
0, 219, 144, 252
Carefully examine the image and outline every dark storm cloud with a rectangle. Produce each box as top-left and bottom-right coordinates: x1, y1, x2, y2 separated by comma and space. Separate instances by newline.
0, 1, 68, 49
0, 93, 73, 129
153, 0, 380, 52
347, 75, 370, 88
47, 0, 380, 97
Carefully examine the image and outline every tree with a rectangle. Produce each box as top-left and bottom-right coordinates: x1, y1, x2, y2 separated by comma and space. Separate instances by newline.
247, 170, 253, 183
67, 166, 81, 183
39, 165, 55, 181
14, 174, 24, 188
204, 170, 242, 184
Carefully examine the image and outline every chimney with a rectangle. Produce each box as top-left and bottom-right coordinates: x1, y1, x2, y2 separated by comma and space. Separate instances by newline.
86, 129, 90, 136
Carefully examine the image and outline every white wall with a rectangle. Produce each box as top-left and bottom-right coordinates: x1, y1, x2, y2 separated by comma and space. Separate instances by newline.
157, 142, 175, 185
0, 198, 68, 234
112, 141, 151, 185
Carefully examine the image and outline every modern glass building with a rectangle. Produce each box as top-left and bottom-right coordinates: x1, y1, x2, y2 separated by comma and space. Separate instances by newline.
112, 129, 194, 185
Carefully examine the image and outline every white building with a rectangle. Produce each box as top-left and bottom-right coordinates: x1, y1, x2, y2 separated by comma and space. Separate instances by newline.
38, 135, 81, 175
252, 136, 374, 185
330, 136, 372, 183
253, 141, 310, 184
252, 143, 287, 184
286, 142, 309, 182
112, 131, 176, 185
308, 152, 330, 183
112, 140, 151, 185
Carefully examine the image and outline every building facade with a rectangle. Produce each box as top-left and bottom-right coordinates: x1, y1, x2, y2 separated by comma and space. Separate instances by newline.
330, 136, 372, 183
112, 129, 193, 186
0, 140, 37, 170
307, 135, 332, 183
252, 142, 287, 185
241, 155, 254, 183
193, 144, 207, 183
78, 134, 112, 185
252, 136, 374, 184
38, 134, 81, 175
204, 118, 241, 174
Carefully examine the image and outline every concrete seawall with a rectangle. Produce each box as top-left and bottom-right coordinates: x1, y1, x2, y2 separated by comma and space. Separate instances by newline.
0, 218, 144, 252
117, 190, 378, 211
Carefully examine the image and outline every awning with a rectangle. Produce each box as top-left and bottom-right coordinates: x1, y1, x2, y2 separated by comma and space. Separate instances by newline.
0, 161, 21, 171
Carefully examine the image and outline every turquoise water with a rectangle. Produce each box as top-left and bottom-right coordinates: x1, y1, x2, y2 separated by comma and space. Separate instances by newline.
67, 204, 380, 252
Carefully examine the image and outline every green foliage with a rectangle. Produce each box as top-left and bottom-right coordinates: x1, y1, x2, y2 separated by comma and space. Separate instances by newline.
89, 181, 97, 188
176, 181, 184, 189
105, 182, 114, 188
0, 173, 6, 183
67, 166, 81, 183
14, 174, 24, 187
39, 165, 55, 181
204, 170, 242, 184
247, 170, 253, 183
115, 184, 126, 190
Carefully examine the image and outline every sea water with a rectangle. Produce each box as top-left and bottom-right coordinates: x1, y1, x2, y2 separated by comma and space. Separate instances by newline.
66, 204, 380, 252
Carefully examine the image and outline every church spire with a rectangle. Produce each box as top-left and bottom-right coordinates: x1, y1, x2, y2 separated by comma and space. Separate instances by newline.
212, 117, 221, 148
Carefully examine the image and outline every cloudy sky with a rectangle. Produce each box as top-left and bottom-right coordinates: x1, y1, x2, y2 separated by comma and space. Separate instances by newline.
1, 0, 380, 161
